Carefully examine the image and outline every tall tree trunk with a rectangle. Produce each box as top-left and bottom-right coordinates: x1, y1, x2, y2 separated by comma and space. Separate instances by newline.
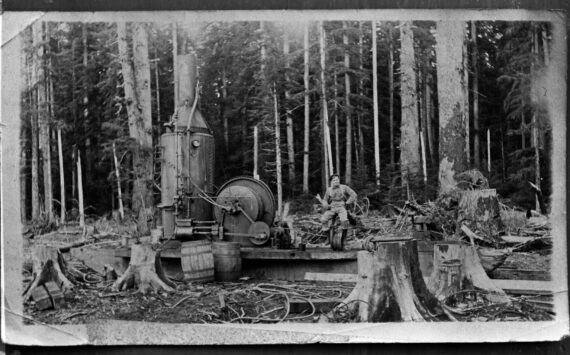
57, 129, 65, 224
333, 71, 340, 175
77, 151, 85, 228
71, 39, 77, 206
132, 23, 154, 220
253, 124, 259, 180
112, 141, 125, 220
426, 74, 436, 167
357, 22, 365, 177
27, 29, 39, 221
463, 23, 470, 166
399, 21, 421, 189
388, 25, 395, 168
319, 21, 334, 178
420, 70, 429, 172
33, 21, 53, 220
82, 24, 92, 182
153, 47, 161, 122
283, 31, 295, 188
117, 22, 153, 220
436, 21, 469, 195
520, 113, 526, 149
172, 23, 179, 108
372, 21, 381, 186
343, 22, 352, 185
302, 23, 310, 193
221, 68, 228, 153
472, 21, 480, 169
531, 26, 541, 211
273, 87, 283, 216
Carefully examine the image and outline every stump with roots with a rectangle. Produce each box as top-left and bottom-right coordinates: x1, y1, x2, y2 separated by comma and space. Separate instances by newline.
427, 242, 509, 303
112, 243, 175, 293
327, 239, 443, 322
23, 245, 75, 302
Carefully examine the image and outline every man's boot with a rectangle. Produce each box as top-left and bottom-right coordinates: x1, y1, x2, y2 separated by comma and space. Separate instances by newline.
340, 228, 348, 250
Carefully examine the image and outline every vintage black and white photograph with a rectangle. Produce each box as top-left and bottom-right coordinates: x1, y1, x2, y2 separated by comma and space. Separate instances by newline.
1, 9, 567, 345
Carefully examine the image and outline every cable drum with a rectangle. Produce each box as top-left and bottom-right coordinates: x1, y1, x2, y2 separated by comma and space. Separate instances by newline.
213, 176, 276, 246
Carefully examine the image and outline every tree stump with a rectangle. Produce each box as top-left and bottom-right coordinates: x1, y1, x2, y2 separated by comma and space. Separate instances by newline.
427, 242, 509, 303
23, 245, 75, 302
457, 189, 503, 243
328, 239, 442, 322
112, 243, 175, 293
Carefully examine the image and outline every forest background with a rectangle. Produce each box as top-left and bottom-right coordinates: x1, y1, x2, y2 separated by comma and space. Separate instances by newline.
19, 20, 552, 227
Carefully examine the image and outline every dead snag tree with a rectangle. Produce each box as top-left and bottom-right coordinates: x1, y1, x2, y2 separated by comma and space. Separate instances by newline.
23, 245, 75, 302
329, 239, 442, 322
436, 21, 469, 195
112, 243, 175, 293
428, 242, 509, 303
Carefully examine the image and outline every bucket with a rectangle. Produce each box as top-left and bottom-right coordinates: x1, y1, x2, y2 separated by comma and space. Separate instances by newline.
181, 240, 214, 282
212, 242, 242, 282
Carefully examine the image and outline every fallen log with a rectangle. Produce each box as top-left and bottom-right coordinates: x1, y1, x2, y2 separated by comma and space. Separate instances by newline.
23, 245, 75, 302
325, 239, 442, 322
112, 243, 175, 293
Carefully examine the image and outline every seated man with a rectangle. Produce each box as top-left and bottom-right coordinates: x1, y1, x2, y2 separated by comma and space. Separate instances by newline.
320, 174, 357, 247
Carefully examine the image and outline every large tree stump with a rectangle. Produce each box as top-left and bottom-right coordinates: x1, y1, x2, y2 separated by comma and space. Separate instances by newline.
112, 243, 175, 293
23, 245, 75, 302
457, 189, 503, 243
328, 240, 442, 322
427, 242, 509, 303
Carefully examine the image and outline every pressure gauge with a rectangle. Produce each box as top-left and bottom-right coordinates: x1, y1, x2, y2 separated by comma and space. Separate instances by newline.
192, 140, 200, 148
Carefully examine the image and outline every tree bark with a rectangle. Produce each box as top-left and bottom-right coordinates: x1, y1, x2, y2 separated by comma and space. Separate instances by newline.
457, 189, 503, 243
333, 71, 340, 175
112, 243, 175, 293
28, 28, 40, 221
112, 141, 125, 220
302, 23, 310, 193
472, 22, 480, 169
82, 24, 92, 182
436, 21, 469, 195
531, 26, 541, 211
253, 124, 259, 180
273, 87, 283, 217
329, 240, 441, 322
372, 21, 381, 186
357, 22, 366, 178
221, 68, 229, 153
172, 23, 179, 108
343, 22, 352, 185
426, 74, 436, 168
319, 22, 334, 177
463, 24, 470, 166
400, 21, 421, 188
388, 25, 395, 169
57, 129, 65, 224
117, 22, 153, 229
283, 31, 296, 187
77, 151, 85, 228
33, 21, 54, 221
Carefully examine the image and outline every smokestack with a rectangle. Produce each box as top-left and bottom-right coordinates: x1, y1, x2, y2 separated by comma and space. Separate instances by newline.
177, 53, 197, 106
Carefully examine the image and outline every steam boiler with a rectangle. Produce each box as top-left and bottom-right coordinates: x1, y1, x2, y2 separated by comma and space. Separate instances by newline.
158, 54, 289, 248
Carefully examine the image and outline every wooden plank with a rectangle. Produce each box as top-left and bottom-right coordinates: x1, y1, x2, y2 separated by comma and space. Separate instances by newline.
31, 285, 52, 310
240, 248, 357, 261
491, 279, 554, 295
289, 298, 342, 314
501, 235, 535, 244
304, 272, 357, 283
44, 281, 65, 309
491, 267, 551, 281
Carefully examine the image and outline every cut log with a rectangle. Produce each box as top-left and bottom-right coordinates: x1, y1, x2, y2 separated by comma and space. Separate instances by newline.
427, 242, 509, 303
44, 281, 66, 309
457, 189, 503, 243
326, 240, 442, 322
112, 243, 175, 293
31, 284, 52, 310
23, 245, 75, 302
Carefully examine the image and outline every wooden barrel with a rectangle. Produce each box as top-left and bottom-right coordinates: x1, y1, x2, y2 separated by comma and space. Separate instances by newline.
212, 242, 242, 281
181, 240, 214, 282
